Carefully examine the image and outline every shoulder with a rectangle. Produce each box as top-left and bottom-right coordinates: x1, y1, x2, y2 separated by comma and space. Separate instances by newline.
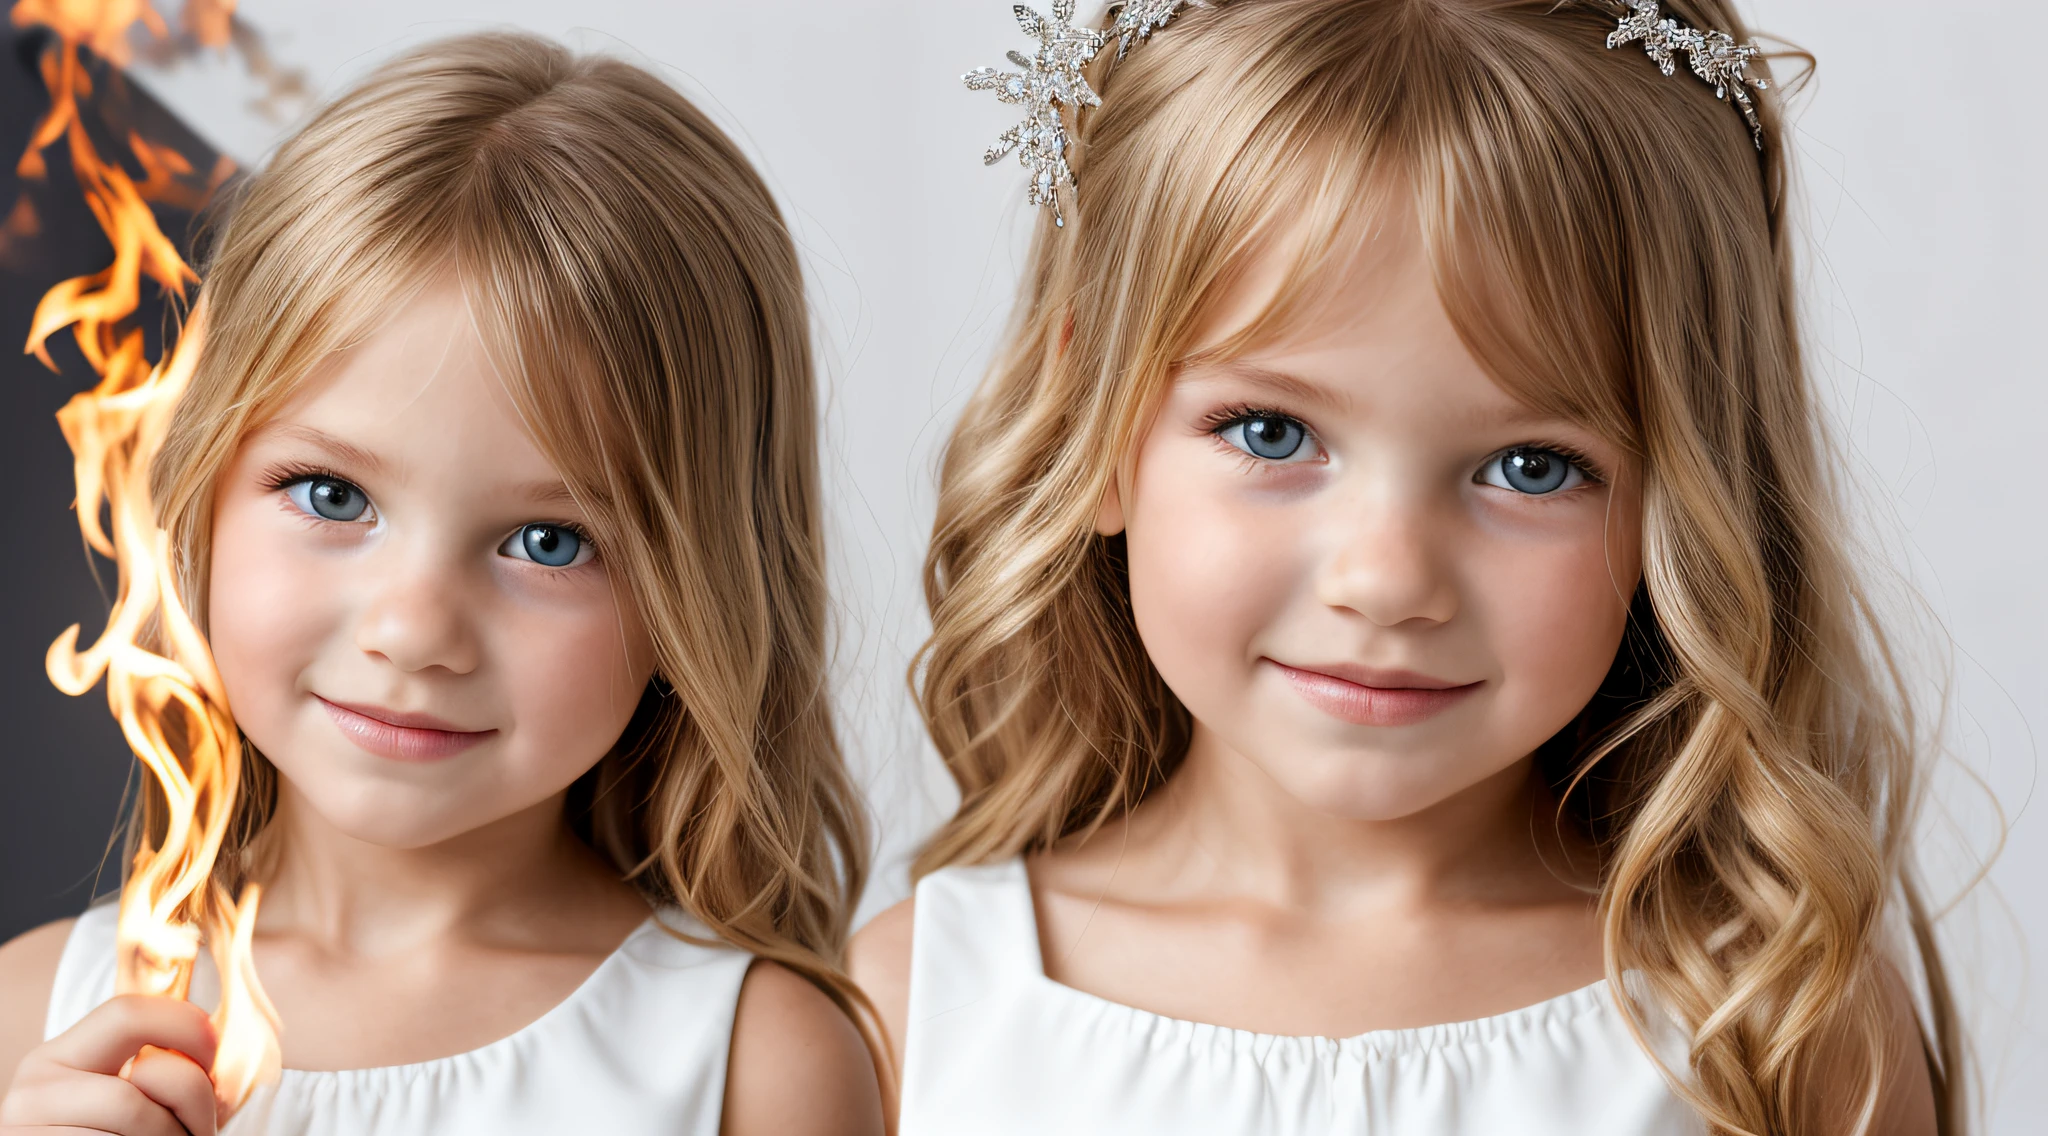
721, 960, 883, 1136
1807, 957, 1938, 1136
1861, 958, 1938, 1136
847, 899, 915, 1000
0, 919, 76, 1095
847, 899, 915, 1075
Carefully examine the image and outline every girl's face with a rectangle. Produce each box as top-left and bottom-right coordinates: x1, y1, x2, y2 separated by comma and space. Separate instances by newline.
208, 280, 657, 849
1103, 211, 1642, 820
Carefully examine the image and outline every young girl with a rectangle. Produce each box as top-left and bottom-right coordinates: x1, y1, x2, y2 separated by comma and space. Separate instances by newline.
853, 1, 1959, 1134
0, 31, 882, 1135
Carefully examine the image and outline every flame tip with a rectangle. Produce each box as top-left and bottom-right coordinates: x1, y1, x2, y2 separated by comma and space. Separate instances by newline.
18, 0, 276, 1114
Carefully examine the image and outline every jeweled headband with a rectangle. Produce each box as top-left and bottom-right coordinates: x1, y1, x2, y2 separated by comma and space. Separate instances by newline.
962, 0, 1771, 226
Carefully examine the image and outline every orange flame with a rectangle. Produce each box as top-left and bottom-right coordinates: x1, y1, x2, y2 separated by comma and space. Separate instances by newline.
12, 0, 278, 1118
9, 0, 166, 69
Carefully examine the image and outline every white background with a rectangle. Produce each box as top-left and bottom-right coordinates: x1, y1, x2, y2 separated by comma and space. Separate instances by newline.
120, 1, 2042, 1129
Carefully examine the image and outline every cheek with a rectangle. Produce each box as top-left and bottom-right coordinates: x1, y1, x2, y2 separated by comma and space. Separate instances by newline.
1471, 508, 1637, 740
1122, 441, 1298, 705
488, 584, 653, 767
207, 490, 337, 741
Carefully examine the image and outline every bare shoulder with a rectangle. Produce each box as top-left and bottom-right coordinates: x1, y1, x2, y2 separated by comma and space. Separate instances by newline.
1863, 958, 1939, 1136
1810, 958, 1938, 1136
846, 900, 914, 1132
721, 960, 883, 1136
0, 919, 76, 1095
846, 898, 914, 1069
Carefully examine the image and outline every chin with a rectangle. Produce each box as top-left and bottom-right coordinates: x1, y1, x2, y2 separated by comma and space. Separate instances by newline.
280, 769, 499, 849
326, 802, 483, 849
1260, 748, 1494, 822
348, 813, 479, 849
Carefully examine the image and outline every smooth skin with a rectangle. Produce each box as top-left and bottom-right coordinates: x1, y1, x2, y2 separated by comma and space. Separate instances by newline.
851, 203, 1933, 1135
0, 280, 880, 1136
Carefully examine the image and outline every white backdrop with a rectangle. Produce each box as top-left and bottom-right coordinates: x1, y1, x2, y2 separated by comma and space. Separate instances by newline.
121, 2, 2043, 1129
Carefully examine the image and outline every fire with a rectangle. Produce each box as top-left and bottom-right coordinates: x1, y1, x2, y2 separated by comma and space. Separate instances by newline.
13, 0, 280, 1118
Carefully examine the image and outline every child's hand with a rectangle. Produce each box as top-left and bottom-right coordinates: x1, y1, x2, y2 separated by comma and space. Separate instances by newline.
0, 995, 218, 1136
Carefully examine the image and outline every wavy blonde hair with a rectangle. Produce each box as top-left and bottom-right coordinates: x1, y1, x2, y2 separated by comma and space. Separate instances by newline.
915, 1, 1959, 1131
131, 31, 872, 1024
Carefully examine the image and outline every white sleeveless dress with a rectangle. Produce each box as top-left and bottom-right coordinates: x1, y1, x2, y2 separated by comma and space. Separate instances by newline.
899, 858, 1705, 1135
45, 899, 754, 1134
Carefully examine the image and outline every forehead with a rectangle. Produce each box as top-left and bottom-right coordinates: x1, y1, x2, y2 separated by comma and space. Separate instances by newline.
1178, 189, 1614, 442
251, 280, 563, 488
1191, 192, 1434, 360
1181, 203, 1491, 405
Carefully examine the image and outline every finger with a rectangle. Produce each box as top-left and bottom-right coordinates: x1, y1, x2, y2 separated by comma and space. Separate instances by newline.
128, 1044, 219, 1136
42, 994, 218, 1076
2, 1070, 193, 1136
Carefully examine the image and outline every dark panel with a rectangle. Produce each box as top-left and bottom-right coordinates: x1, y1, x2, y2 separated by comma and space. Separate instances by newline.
1, 29, 228, 942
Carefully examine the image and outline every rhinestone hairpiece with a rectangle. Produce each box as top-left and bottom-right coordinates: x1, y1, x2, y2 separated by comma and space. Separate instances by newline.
1607, 0, 1769, 150
1111, 0, 1205, 59
964, 1, 1766, 226
962, 1, 1204, 225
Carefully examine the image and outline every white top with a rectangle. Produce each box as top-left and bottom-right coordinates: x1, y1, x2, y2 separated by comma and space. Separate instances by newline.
899, 858, 1705, 1135
46, 898, 753, 1135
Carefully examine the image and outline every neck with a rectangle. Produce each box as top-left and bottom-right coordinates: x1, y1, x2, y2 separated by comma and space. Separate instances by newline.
1102, 724, 1594, 916
255, 785, 627, 954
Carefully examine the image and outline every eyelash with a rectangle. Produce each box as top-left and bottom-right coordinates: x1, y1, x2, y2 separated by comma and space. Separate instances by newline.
1201, 403, 1289, 433
1511, 442, 1606, 486
1201, 404, 1322, 468
1200, 406, 1608, 486
262, 462, 362, 507
259, 463, 599, 550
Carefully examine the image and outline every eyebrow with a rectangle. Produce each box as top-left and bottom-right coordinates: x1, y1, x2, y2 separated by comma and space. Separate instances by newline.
260, 423, 581, 509
1180, 362, 1349, 413
515, 480, 581, 508
1465, 402, 1568, 430
262, 423, 389, 476
1184, 363, 1608, 451
1453, 393, 1609, 438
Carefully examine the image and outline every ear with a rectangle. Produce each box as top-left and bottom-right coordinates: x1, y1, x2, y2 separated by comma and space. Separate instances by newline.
1094, 475, 1126, 536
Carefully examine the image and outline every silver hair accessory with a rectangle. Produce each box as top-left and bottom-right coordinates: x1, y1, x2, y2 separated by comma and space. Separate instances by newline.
1607, 0, 1769, 150
1111, 0, 1206, 59
963, 1, 1204, 225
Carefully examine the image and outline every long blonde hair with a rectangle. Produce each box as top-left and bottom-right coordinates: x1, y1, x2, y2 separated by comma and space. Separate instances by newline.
137, 31, 872, 1021
915, 1, 1960, 1131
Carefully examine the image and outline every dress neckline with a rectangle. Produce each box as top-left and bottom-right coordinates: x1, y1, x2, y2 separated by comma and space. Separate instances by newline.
1008, 857, 1621, 1055
272, 911, 662, 1084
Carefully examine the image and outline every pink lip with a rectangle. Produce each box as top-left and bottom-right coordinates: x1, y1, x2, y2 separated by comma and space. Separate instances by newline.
317, 697, 496, 762
1270, 661, 1481, 727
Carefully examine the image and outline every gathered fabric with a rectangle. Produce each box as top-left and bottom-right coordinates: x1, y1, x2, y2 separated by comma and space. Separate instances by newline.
46, 900, 751, 1134
900, 858, 1704, 1135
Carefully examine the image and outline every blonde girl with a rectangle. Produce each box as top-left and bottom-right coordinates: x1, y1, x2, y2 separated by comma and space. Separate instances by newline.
0, 31, 881, 1135
852, 2, 1959, 1134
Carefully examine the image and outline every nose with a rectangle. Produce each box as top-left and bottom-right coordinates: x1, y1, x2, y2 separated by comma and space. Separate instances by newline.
1314, 496, 1459, 627
353, 549, 482, 675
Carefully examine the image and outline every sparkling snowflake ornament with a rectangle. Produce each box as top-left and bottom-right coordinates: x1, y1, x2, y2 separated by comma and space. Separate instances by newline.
963, 0, 1110, 226
1110, 0, 1204, 60
1608, 0, 1770, 150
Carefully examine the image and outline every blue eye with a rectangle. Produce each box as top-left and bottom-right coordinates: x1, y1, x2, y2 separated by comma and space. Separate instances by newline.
501, 523, 590, 568
285, 476, 370, 522
1219, 414, 1315, 462
1480, 447, 1586, 495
